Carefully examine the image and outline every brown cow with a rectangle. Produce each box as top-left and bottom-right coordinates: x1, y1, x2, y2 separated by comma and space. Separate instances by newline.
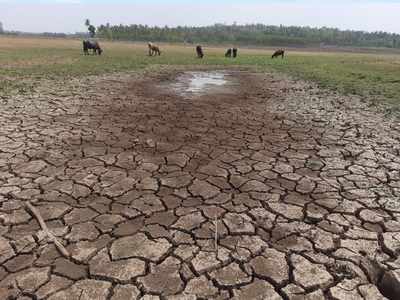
272, 49, 285, 59
196, 45, 204, 58
148, 42, 161, 56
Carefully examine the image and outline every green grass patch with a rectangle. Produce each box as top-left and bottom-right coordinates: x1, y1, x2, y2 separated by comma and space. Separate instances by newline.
1, 37, 400, 106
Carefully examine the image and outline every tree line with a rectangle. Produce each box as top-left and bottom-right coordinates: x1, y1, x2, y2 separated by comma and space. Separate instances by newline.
1, 20, 399, 49
96, 23, 400, 48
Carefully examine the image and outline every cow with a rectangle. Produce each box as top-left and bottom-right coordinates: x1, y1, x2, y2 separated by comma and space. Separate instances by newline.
148, 42, 161, 56
196, 45, 204, 58
232, 48, 238, 58
83, 40, 103, 55
272, 49, 285, 59
225, 48, 238, 58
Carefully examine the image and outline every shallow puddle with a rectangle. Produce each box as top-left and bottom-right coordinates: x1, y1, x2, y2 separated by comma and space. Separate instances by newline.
169, 71, 234, 97
185, 71, 227, 92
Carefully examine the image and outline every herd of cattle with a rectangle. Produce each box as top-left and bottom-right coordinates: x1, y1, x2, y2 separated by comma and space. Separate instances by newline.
82, 39, 285, 59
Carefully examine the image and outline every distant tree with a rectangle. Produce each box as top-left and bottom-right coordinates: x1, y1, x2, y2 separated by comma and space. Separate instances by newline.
0, 22, 3, 34
96, 22, 400, 49
88, 25, 96, 37
85, 19, 96, 37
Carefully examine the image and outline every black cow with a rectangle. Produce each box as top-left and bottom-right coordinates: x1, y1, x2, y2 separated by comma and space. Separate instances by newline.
272, 49, 285, 59
196, 45, 204, 58
225, 48, 238, 58
83, 40, 103, 55
232, 48, 238, 58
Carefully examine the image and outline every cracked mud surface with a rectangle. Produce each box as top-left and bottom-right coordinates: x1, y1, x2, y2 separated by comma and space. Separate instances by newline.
1, 69, 400, 299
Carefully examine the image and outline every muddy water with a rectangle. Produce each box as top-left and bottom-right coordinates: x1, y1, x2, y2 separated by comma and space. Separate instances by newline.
169, 71, 235, 97
184, 72, 227, 93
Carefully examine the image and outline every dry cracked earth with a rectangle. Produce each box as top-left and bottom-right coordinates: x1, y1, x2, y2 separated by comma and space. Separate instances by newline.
0, 69, 400, 300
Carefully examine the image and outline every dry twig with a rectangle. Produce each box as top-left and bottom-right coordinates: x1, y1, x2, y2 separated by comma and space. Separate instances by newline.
24, 201, 70, 258
214, 215, 218, 255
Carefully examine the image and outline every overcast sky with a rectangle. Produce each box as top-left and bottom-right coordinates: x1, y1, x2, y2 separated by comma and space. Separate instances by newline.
1, 0, 400, 34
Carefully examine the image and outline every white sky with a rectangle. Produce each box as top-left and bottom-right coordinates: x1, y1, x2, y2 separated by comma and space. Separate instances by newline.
1, 0, 400, 34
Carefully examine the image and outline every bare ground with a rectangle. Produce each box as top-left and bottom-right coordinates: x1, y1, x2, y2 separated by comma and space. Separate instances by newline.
0, 69, 400, 299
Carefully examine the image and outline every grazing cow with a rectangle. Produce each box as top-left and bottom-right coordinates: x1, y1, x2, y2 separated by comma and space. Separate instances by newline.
232, 48, 238, 58
272, 49, 285, 59
225, 48, 238, 58
83, 40, 103, 55
196, 45, 204, 58
148, 42, 161, 56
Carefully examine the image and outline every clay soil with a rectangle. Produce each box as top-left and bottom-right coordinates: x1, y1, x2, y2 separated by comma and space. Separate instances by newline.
0, 69, 399, 299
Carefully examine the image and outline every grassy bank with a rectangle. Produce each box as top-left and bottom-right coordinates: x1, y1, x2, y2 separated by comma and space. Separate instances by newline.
1, 36, 400, 104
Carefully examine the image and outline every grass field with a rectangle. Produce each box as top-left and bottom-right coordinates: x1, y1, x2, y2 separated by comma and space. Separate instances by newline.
1, 36, 400, 105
